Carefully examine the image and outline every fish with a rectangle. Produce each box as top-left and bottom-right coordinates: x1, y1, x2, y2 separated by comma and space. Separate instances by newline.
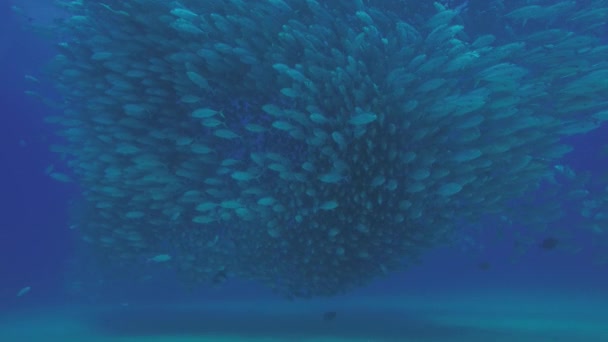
323, 311, 337, 321
539, 237, 559, 250
34, 0, 608, 299
477, 262, 491, 271
212, 269, 228, 285
17, 286, 31, 297
148, 254, 172, 263
348, 112, 377, 125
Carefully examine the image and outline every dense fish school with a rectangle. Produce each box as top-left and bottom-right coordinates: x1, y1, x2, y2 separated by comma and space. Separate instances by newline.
31, 0, 608, 297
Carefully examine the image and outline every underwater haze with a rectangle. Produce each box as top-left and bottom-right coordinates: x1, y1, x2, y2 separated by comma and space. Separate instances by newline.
2, 0, 608, 341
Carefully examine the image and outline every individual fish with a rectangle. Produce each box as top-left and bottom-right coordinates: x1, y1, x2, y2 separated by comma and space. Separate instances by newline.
17, 286, 31, 297
192, 108, 220, 119
348, 111, 377, 125
539, 237, 559, 250
323, 311, 337, 321
148, 254, 172, 263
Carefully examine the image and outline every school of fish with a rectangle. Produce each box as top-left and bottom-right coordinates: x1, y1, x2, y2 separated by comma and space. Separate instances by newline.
31, 0, 608, 297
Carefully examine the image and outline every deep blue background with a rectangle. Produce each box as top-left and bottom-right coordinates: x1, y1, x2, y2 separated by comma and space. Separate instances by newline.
1, 2, 75, 306
2, 1, 607, 311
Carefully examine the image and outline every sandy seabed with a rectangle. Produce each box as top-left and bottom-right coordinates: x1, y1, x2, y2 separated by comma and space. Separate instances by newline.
2, 292, 607, 342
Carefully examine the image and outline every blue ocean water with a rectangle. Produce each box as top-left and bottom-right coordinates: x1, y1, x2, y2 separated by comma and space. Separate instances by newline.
1, 1, 608, 341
